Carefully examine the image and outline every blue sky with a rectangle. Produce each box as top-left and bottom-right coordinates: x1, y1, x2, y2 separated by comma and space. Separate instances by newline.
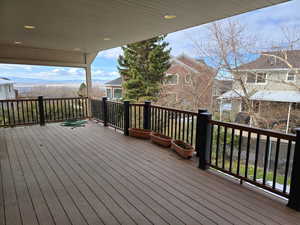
1, 0, 299, 85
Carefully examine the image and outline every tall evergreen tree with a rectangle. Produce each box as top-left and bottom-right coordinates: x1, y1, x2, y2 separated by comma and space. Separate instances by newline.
118, 36, 171, 101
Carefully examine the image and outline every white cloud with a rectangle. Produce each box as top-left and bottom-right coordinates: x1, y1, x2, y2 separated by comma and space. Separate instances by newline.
52, 68, 62, 73
97, 47, 122, 59
165, 0, 300, 57
92, 69, 104, 76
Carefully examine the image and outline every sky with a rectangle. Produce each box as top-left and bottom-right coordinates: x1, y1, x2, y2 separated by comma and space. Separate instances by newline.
0, 0, 300, 85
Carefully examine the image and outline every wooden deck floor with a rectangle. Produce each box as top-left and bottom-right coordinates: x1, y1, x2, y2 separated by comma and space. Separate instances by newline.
0, 122, 300, 225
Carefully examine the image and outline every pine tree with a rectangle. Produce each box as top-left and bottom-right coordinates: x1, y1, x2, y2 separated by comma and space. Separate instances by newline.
118, 36, 171, 101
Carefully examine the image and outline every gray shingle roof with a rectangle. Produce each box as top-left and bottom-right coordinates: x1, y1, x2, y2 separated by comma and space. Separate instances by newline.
238, 50, 300, 70
105, 77, 122, 86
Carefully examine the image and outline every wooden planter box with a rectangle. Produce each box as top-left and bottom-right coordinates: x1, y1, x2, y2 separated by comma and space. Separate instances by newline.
128, 128, 151, 139
171, 140, 194, 159
150, 132, 172, 147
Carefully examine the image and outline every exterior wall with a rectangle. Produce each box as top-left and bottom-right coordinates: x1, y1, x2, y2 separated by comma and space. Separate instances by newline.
233, 70, 300, 92
0, 83, 16, 100
230, 99, 241, 121
212, 80, 233, 112
230, 70, 300, 124
158, 62, 214, 111
105, 86, 122, 100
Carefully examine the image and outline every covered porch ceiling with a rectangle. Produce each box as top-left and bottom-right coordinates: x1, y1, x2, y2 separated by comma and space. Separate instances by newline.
0, 0, 289, 67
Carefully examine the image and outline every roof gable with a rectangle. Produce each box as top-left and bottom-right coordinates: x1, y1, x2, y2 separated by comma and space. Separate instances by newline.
238, 50, 300, 70
105, 77, 122, 86
170, 54, 215, 74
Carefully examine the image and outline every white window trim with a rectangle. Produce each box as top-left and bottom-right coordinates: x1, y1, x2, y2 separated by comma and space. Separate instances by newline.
165, 73, 179, 85
185, 74, 192, 85
286, 71, 296, 82
246, 72, 268, 85
106, 87, 113, 99
113, 88, 122, 99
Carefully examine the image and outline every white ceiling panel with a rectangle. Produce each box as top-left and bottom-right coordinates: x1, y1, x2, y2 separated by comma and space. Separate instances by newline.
0, 0, 289, 53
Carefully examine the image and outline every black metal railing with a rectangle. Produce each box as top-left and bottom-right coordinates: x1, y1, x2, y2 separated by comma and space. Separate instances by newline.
43, 97, 88, 122
0, 96, 88, 127
209, 120, 296, 198
130, 103, 145, 129
91, 98, 124, 130
90, 97, 300, 211
0, 98, 39, 126
107, 101, 124, 130
150, 105, 197, 147
91, 99, 104, 121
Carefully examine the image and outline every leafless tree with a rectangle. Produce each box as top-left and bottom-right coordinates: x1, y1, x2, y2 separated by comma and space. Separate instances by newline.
189, 20, 300, 132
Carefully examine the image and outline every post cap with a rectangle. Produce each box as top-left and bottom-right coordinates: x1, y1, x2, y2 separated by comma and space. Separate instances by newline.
144, 101, 151, 104
198, 109, 207, 114
102, 96, 107, 100
294, 128, 300, 134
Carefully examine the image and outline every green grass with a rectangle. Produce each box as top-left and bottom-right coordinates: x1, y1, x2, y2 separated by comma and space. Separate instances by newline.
211, 157, 290, 186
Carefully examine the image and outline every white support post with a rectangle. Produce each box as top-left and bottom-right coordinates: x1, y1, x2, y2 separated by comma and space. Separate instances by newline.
286, 102, 292, 134
85, 65, 92, 117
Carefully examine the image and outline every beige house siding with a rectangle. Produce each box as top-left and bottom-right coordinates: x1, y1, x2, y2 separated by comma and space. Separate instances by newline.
233, 70, 300, 92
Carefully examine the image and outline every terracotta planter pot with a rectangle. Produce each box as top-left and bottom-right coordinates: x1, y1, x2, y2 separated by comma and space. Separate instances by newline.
128, 128, 151, 139
150, 132, 172, 147
171, 140, 194, 159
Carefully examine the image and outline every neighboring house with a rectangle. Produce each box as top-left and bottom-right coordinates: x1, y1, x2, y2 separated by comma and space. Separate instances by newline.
218, 50, 300, 132
0, 77, 16, 100
158, 54, 216, 111
105, 54, 216, 109
212, 79, 233, 112
104, 77, 122, 100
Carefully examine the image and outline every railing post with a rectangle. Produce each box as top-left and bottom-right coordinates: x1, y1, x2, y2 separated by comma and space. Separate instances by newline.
143, 101, 151, 130
102, 97, 108, 126
196, 109, 208, 157
38, 96, 45, 126
197, 110, 212, 170
287, 128, 300, 211
124, 101, 130, 136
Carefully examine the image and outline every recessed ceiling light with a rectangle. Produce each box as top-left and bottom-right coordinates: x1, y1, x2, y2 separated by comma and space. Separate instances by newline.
24, 25, 36, 29
164, 15, 176, 20
103, 38, 111, 41
14, 41, 22, 45
73, 48, 81, 51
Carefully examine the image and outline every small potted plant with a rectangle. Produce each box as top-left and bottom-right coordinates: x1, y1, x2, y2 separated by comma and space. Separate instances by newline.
150, 132, 172, 147
128, 128, 151, 139
171, 140, 194, 159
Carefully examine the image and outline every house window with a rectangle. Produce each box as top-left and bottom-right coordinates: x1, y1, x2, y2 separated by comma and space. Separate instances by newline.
256, 73, 266, 83
165, 74, 178, 85
292, 103, 300, 110
185, 74, 192, 84
113, 88, 122, 99
246, 73, 256, 83
246, 73, 267, 84
106, 88, 112, 99
8, 85, 12, 92
286, 71, 296, 82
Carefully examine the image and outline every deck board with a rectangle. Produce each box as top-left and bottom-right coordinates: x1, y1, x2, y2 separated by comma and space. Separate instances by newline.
0, 122, 300, 225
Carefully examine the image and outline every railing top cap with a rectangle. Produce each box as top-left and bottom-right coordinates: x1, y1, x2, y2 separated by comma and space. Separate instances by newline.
294, 128, 300, 133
